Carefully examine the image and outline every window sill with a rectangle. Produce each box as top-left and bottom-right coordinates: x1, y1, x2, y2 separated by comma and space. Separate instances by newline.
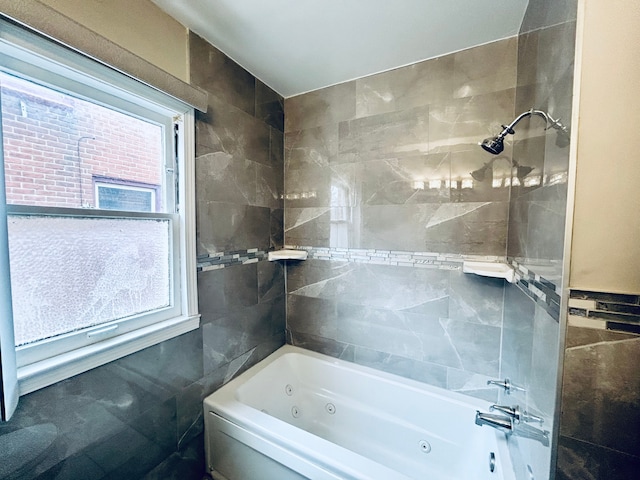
17, 314, 200, 396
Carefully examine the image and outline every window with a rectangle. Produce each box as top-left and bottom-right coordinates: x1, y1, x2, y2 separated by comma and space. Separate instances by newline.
0, 20, 199, 405
94, 178, 159, 212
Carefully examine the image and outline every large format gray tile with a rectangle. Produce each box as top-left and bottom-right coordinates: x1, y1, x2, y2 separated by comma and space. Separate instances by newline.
287, 295, 338, 340
428, 89, 516, 155
285, 124, 339, 170
360, 202, 508, 255
257, 259, 285, 304
358, 154, 450, 205
527, 305, 560, 417
202, 298, 285, 370
142, 434, 206, 480
449, 148, 511, 203
336, 305, 434, 361
284, 207, 332, 246
420, 317, 502, 377
33, 452, 105, 480
359, 204, 439, 251
198, 264, 258, 320
256, 79, 284, 132
255, 162, 282, 209
337, 105, 430, 164
195, 94, 270, 166
189, 32, 255, 116
196, 152, 257, 205
286, 258, 354, 294
285, 162, 357, 209
446, 368, 499, 403
197, 201, 271, 253
520, 0, 577, 34
561, 334, 640, 457
517, 29, 540, 88
112, 330, 204, 400
355, 56, 454, 118
84, 398, 177, 478
286, 330, 350, 359
557, 435, 640, 480
285, 82, 356, 132
270, 208, 284, 249
452, 37, 517, 99
501, 284, 536, 385
287, 260, 449, 316
449, 271, 505, 327
509, 183, 567, 261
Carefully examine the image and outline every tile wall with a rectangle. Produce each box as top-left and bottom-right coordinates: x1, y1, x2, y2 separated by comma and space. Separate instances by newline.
283, 35, 520, 403
503, 0, 577, 478
284, 2, 579, 480
0, 33, 285, 479
556, 291, 640, 479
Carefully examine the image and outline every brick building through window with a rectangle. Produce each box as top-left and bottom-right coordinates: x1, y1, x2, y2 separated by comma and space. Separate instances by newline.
1, 72, 162, 211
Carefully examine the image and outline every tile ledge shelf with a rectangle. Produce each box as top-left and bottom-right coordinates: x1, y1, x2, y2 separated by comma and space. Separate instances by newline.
268, 249, 309, 261
462, 261, 515, 283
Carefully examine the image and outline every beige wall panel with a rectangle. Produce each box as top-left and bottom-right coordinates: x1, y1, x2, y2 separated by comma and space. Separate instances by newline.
38, 0, 188, 81
570, 0, 640, 293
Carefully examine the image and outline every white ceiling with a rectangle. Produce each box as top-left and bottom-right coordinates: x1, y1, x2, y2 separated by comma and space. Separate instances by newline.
151, 0, 529, 98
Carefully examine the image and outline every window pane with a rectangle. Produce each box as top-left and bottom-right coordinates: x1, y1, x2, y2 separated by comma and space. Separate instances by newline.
7, 215, 171, 346
0, 72, 165, 211
96, 183, 157, 212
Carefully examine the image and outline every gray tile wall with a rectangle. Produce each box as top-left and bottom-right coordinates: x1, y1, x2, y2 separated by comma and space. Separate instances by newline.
0, 33, 285, 479
501, 283, 561, 480
286, 259, 506, 402
284, 2, 580, 480
505, 1, 577, 479
284, 37, 517, 255
283, 37, 521, 402
509, 10, 576, 266
557, 292, 640, 480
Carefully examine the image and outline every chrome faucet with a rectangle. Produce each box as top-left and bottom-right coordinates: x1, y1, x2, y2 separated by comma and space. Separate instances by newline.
476, 405, 550, 446
490, 404, 544, 425
490, 404, 521, 423
475, 411, 513, 432
486, 378, 525, 394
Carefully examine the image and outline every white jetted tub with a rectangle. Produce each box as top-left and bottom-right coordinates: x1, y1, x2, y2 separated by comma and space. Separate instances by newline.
204, 345, 515, 480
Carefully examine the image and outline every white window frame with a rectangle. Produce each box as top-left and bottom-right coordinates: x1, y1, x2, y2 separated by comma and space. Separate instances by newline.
0, 20, 199, 399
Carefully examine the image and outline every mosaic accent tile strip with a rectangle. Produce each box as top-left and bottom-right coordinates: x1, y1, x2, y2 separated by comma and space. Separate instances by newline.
510, 258, 562, 321
568, 290, 640, 335
197, 248, 266, 271
283, 245, 506, 271
198, 246, 564, 322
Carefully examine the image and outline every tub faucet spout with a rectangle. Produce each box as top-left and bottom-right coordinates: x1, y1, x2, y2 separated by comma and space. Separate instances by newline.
475, 411, 513, 432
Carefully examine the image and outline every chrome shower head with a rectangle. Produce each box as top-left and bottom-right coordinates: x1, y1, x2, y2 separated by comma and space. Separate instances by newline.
480, 124, 515, 155
479, 108, 571, 156
480, 136, 505, 155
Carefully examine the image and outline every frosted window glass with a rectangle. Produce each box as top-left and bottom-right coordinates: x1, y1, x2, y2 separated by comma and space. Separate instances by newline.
7, 215, 171, 346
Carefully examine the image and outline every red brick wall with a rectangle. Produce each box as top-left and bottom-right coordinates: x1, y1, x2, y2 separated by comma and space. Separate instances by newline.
1, 74, 162, 209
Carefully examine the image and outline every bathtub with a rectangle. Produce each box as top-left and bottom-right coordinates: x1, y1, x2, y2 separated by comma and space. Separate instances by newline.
204, 345, 515, 480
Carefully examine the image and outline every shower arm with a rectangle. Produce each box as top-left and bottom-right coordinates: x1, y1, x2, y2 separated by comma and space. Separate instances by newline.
495, 108, 569, 141
494, 109, 549, 141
